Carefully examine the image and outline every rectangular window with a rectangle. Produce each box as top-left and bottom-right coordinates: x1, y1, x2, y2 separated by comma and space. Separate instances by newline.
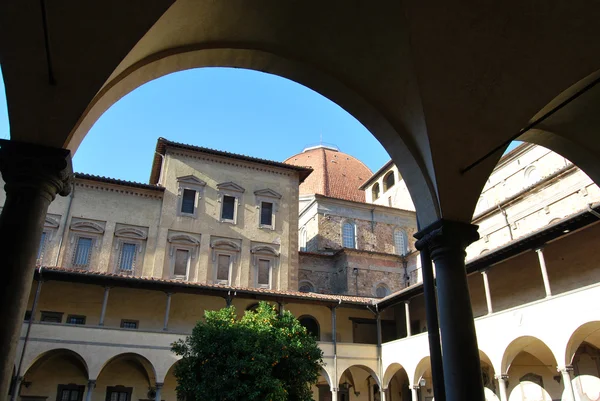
66, 315, 86, 325
221, 196, 236, 221
120, 320, 138, 329
119, 243, 137, 272
41, 311, 63, 323
106, 387, 132, 401
174, 249, 190, 277
217, 254, 231, 282
73, 237, 93, 268
57, 384, 85, 401
260, 202, 273, 226
257, 259, 271, 288
37, 231, 47, 260
181, 189, 196, 214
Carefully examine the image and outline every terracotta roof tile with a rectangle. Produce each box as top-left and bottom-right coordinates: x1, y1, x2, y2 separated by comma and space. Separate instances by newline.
284, 146, 372, 202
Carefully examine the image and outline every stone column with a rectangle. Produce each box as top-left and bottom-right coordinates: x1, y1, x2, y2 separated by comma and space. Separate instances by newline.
559, 366, 575, 401
0, 139, 72, 398
99, 287, 110, 326
411, 385, 419, 401
380, 387, 387, 401
535, 247, 552, 297
330, 388, 338, 401
495, 374, 508, 401
154, 382, 163, 401
404, 301, 412, 337
415, 219, 484, 401
163, 292, 172, 331
85, 380, 96, 401
481, 269, 493, 314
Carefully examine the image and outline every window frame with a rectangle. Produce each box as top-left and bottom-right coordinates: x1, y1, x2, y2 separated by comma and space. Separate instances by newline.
299, 227, 307, 252
298, 315, 321, 340
254, 189, 282, 230
217, 182, 245, 225
371, 182, 381, 200
255, 258, 273, 289
298, 280, 315, 293
341, 220, 357, 249
383, 171, 395, 192
56, 384, 85, 401
66, 315, 87, 325
105, 386, 132, 401
211, 238, 241, 285
38, 215, 60, 266
40, 311, 63, 323
69, 219, 105, 270
251, 244, 279, 290
71, 236, 95, 269
394, 229, 408, 256
374, 283, 391, 298
113, 226, 148, 275
176, 176, 206, 218
167, 232, 200, 281
120, 319, 139, 330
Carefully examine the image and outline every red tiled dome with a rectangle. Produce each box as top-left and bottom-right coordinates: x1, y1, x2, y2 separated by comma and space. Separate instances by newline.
284, 145, 372, 202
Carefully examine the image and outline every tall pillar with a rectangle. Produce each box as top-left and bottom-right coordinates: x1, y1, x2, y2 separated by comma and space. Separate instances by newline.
85, 380, 96, 401
411, 385, 419, 401
0, 139, 72, 398
495, 374, 508, 401
154, 383, 163, 401
481, 270, 493, 314
415, 246, 445, 401
404, 301, 412, 337
99, 287, 110, 326
559, 366, 575, 401
331, 388, 338, 401
535, 247, 552, 297
163, 293, 172, 331
415, 219, 484, 401
380, 387, 387, 401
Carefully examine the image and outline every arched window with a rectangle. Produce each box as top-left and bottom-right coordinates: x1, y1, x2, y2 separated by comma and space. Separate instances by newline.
299, 227, 307, 252
372, 183, 381, 200
394, 229, 408, 255
383, 171, 395, 191
298, 281, 315, 293
299, 315, 320, 340
375, 284, 390, 298
342, 222, 356, 249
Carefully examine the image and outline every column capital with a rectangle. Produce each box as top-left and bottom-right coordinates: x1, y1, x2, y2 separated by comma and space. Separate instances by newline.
155, 382, 164, 389
87, 380, 96, 388
412, 385, 421, 390
414, 219, 479, 257
557, 365, 574, 373
0, 139, 73, 200
495, 374, 509, 380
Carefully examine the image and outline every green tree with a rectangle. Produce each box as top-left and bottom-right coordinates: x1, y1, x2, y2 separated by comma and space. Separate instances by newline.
171, 301, 324, 401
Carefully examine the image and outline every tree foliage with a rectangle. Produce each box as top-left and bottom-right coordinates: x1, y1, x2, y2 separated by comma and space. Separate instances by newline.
171, 301, 324, 401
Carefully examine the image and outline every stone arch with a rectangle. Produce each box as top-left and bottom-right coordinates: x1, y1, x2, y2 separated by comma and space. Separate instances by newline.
95, 352, 157, 386
412, 356, 434, 396
372, 182, 381, 200
23, 348, 89, 380
479, 350, 497, 392
298, 315, 320, 340
339, 364, 381, 388
66, 47, 440, 226
383, 170, 395, 192
298, 280, 315, 293
565, 321, 600, 368
319, 367, 332, 389
501, 336, 559, 374
382, 362, 408, 390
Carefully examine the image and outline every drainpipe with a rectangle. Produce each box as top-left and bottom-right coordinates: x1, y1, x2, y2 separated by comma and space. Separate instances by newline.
402, 256, 409, 287
11, 267, 44, 401
498, 205, 513, 240
54, 182, 75, 266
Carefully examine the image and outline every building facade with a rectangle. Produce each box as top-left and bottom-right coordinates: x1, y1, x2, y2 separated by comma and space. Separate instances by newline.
3, 140, 600, 401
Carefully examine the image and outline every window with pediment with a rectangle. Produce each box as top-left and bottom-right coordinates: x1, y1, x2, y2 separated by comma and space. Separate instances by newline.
37, 214, 61, 266
217, 182, 245, 224
211, 237, 241, 285
68, 219, 105, 269
176, 175, 206, 218
394, 229, 408, 256
254, 188, 282, 230
112, 225, 148, 275
168, 231, 200, 280
251, 244, 279, 289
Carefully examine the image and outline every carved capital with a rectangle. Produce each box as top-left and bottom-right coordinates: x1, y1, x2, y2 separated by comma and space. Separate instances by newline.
557, 365, 574, 373
495, 374, 509, 381
155, 382, 164, 390
0, 139, 72, 201
414, 219, 479, 259
87, 380, 96, 389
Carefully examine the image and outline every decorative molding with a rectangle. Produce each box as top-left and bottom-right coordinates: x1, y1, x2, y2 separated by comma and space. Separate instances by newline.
74, 181, 163, 199
44, 215, 60, 229
254, 188, 282, 199
115, 227, 148, 240
217, 181, 245, 193
70, 220, 105, 234
177, 175, 206, 187
168, 233, 200, 245
211, 239, 241, 251
251, 245, 279, 256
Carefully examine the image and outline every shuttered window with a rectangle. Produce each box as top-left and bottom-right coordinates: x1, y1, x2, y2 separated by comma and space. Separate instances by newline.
119, 243, 136, 272
260, 202, 273, 226
174, 249, 189, 277
181, 189, 196, 214
217, 254, 231, 282
257, 259, 270, 288
73, 237, 93, 268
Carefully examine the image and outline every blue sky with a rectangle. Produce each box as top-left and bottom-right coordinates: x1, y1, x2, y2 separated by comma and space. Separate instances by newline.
0, 67, 519, 184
